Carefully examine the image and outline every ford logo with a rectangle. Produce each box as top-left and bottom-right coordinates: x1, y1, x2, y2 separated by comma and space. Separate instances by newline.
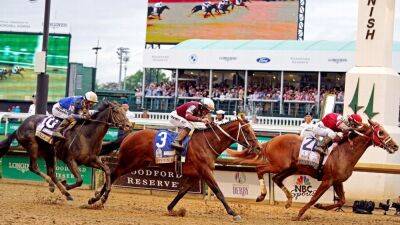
256, 57, 271, 63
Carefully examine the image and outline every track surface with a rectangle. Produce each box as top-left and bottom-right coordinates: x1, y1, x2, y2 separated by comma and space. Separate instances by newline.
1, 182, 400, 225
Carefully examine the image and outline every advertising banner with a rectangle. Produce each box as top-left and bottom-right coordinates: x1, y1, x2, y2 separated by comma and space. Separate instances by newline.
0, 32, 70, 101
105, 158, 202, 193
214, 170, 269, 200
274, 175, 334, 204
1, 155, 92, 186
146, 0, 300, 44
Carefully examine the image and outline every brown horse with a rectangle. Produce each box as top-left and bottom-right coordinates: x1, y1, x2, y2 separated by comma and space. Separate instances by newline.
0, 102, 132, 200
88, 118, 261, 221
229, 120, 398, 220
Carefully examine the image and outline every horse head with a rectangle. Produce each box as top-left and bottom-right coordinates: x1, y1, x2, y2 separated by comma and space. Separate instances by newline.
366, 119, 399, 153
96, 101, 132, 131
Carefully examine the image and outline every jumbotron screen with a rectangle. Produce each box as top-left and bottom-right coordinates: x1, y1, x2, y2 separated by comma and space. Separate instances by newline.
0, 32, 70, 101
146, 0, 300, 44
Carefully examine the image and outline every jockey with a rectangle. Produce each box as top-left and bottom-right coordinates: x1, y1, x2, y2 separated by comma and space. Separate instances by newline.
169, 98, 215, 153
218, 0, 225, 9
52, 91, 98, 139
215, 109, 228, 124
313, 112, 363, 154
153, 2, 164, 14
202, 1, 212, 10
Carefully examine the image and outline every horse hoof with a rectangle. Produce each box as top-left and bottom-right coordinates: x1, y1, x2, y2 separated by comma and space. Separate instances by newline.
285, 203, 292, 209
233, 215, 242, 222
291, 216, 300, 221
61, 180, 67, 186
88, 198, 96, 205
256, 195, 265, 202
66, 195, 74, 201
49, 186, 55, 193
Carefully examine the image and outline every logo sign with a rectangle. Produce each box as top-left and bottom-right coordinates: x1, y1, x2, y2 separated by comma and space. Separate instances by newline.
219, 56, 237, 62
291, 176, 316, 200
290, 57, 310, 64
328, 58, 348, 64
105, 158, 202, 193
256, 57, 271, 64
189, 54, 198, 64
233, 172, 249, 196
2, 155, 92, 186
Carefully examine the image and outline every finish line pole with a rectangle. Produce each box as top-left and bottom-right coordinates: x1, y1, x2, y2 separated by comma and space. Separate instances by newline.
35, 0, 51, 115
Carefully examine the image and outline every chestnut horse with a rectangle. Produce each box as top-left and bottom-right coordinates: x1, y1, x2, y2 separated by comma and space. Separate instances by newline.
229, 120, 398, 220
89, 118, 261, 221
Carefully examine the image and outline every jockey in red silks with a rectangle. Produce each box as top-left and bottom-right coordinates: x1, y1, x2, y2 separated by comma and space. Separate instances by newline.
313, 112, 363, 154
169, 98, 215, 154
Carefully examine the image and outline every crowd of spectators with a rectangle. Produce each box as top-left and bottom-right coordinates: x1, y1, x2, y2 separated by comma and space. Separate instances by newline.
141, 82, 344, 103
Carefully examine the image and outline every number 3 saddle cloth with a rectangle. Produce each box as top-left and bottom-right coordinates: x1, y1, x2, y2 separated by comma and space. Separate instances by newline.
153, 130, 190, 164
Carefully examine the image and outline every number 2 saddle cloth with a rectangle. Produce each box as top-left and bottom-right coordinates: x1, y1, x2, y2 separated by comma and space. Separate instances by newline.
153, 130, 190, 164
298, 136, 334, 169
35, 115, 62, 144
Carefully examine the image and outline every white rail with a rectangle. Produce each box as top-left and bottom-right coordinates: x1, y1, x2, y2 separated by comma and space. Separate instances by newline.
0, 111, 309, 135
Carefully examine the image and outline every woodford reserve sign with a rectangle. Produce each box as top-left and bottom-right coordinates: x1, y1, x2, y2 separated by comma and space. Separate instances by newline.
104, 157, 202, 193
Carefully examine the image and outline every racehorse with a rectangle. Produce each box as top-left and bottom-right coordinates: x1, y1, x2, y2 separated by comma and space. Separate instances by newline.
0, 101, 132, 201
190, 3, 219, 18
148, 5, 170, 20
88, 118, 261, 221
0, 68, 7, 80
220, 2, 234, 14
233, 0, 249, 9
229, 120, 398, 220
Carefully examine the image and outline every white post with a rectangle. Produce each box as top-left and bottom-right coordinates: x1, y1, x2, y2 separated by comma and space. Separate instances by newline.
280, 71, 284, 115
209, 70, 213, 98
343, 0, 400, 200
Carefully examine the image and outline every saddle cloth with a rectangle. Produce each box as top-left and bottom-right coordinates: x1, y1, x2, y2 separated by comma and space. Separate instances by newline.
154, 130, 190, 164
298, 136, 333, 169
35, 115, 62, 144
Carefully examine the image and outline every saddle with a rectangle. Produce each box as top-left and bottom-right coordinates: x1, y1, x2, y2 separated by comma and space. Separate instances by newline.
35, 116, 62, 144
154, 130, 190, 164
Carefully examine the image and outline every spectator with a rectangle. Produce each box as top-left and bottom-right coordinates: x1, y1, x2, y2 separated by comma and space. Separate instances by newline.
28, 94, 36, 115
300, 112, 314, 139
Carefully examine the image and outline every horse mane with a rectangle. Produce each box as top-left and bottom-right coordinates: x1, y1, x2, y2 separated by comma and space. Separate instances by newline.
195, 118, 240, 132
91, 101, 113, 118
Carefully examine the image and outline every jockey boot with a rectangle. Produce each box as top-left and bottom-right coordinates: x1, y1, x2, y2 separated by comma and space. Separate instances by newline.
315, 137, 332, 181
52, 117, 77, 139
315, 137, 332, 155
171, 128, 190, 155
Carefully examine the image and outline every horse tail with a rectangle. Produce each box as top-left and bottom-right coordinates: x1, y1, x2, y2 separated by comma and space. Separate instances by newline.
0, 131, 17, 158
227, 144, 269, 165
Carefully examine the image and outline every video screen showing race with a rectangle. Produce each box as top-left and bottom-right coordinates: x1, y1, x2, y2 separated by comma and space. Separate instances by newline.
0, 32, 70, 101
146, 0, 300, 44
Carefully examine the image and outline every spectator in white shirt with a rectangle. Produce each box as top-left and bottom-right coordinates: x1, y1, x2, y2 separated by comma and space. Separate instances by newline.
300, 112, 314, 139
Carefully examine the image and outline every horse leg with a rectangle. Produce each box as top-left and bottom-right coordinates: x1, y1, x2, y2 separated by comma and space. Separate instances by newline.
293, 180, 333, 221
62, 159, 83, 190
167, 177, 193, 214
202, 169, 241, 221
255, 163, 276, 202
43, 154, 73, 200
86, 157, 112, 204
314, 182, 345, 211
272, 168, 296, 209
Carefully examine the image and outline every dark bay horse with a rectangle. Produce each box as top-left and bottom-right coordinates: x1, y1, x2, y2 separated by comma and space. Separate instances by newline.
89, 118, 261, 221
148, 5, 170, 20
0, 102, 132, 200
229, 120, 398, 220
190, 4, 219, 18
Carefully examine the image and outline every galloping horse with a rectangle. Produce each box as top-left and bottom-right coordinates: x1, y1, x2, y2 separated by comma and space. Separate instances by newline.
148, 5, 170, 20
0, 102, 132, 200
218, 1, 234, 14
190, 4, 219, 18
229, 120, 398, 220
89, 118, 261, 221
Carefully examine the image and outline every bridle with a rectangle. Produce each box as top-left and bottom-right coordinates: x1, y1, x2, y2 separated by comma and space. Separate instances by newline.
352, 123, 392, 149
203, 120, 257, 155
88, 106, 128, 129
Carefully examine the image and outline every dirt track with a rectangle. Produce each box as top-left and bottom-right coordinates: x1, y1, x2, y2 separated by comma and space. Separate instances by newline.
1, 182, 400, 225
